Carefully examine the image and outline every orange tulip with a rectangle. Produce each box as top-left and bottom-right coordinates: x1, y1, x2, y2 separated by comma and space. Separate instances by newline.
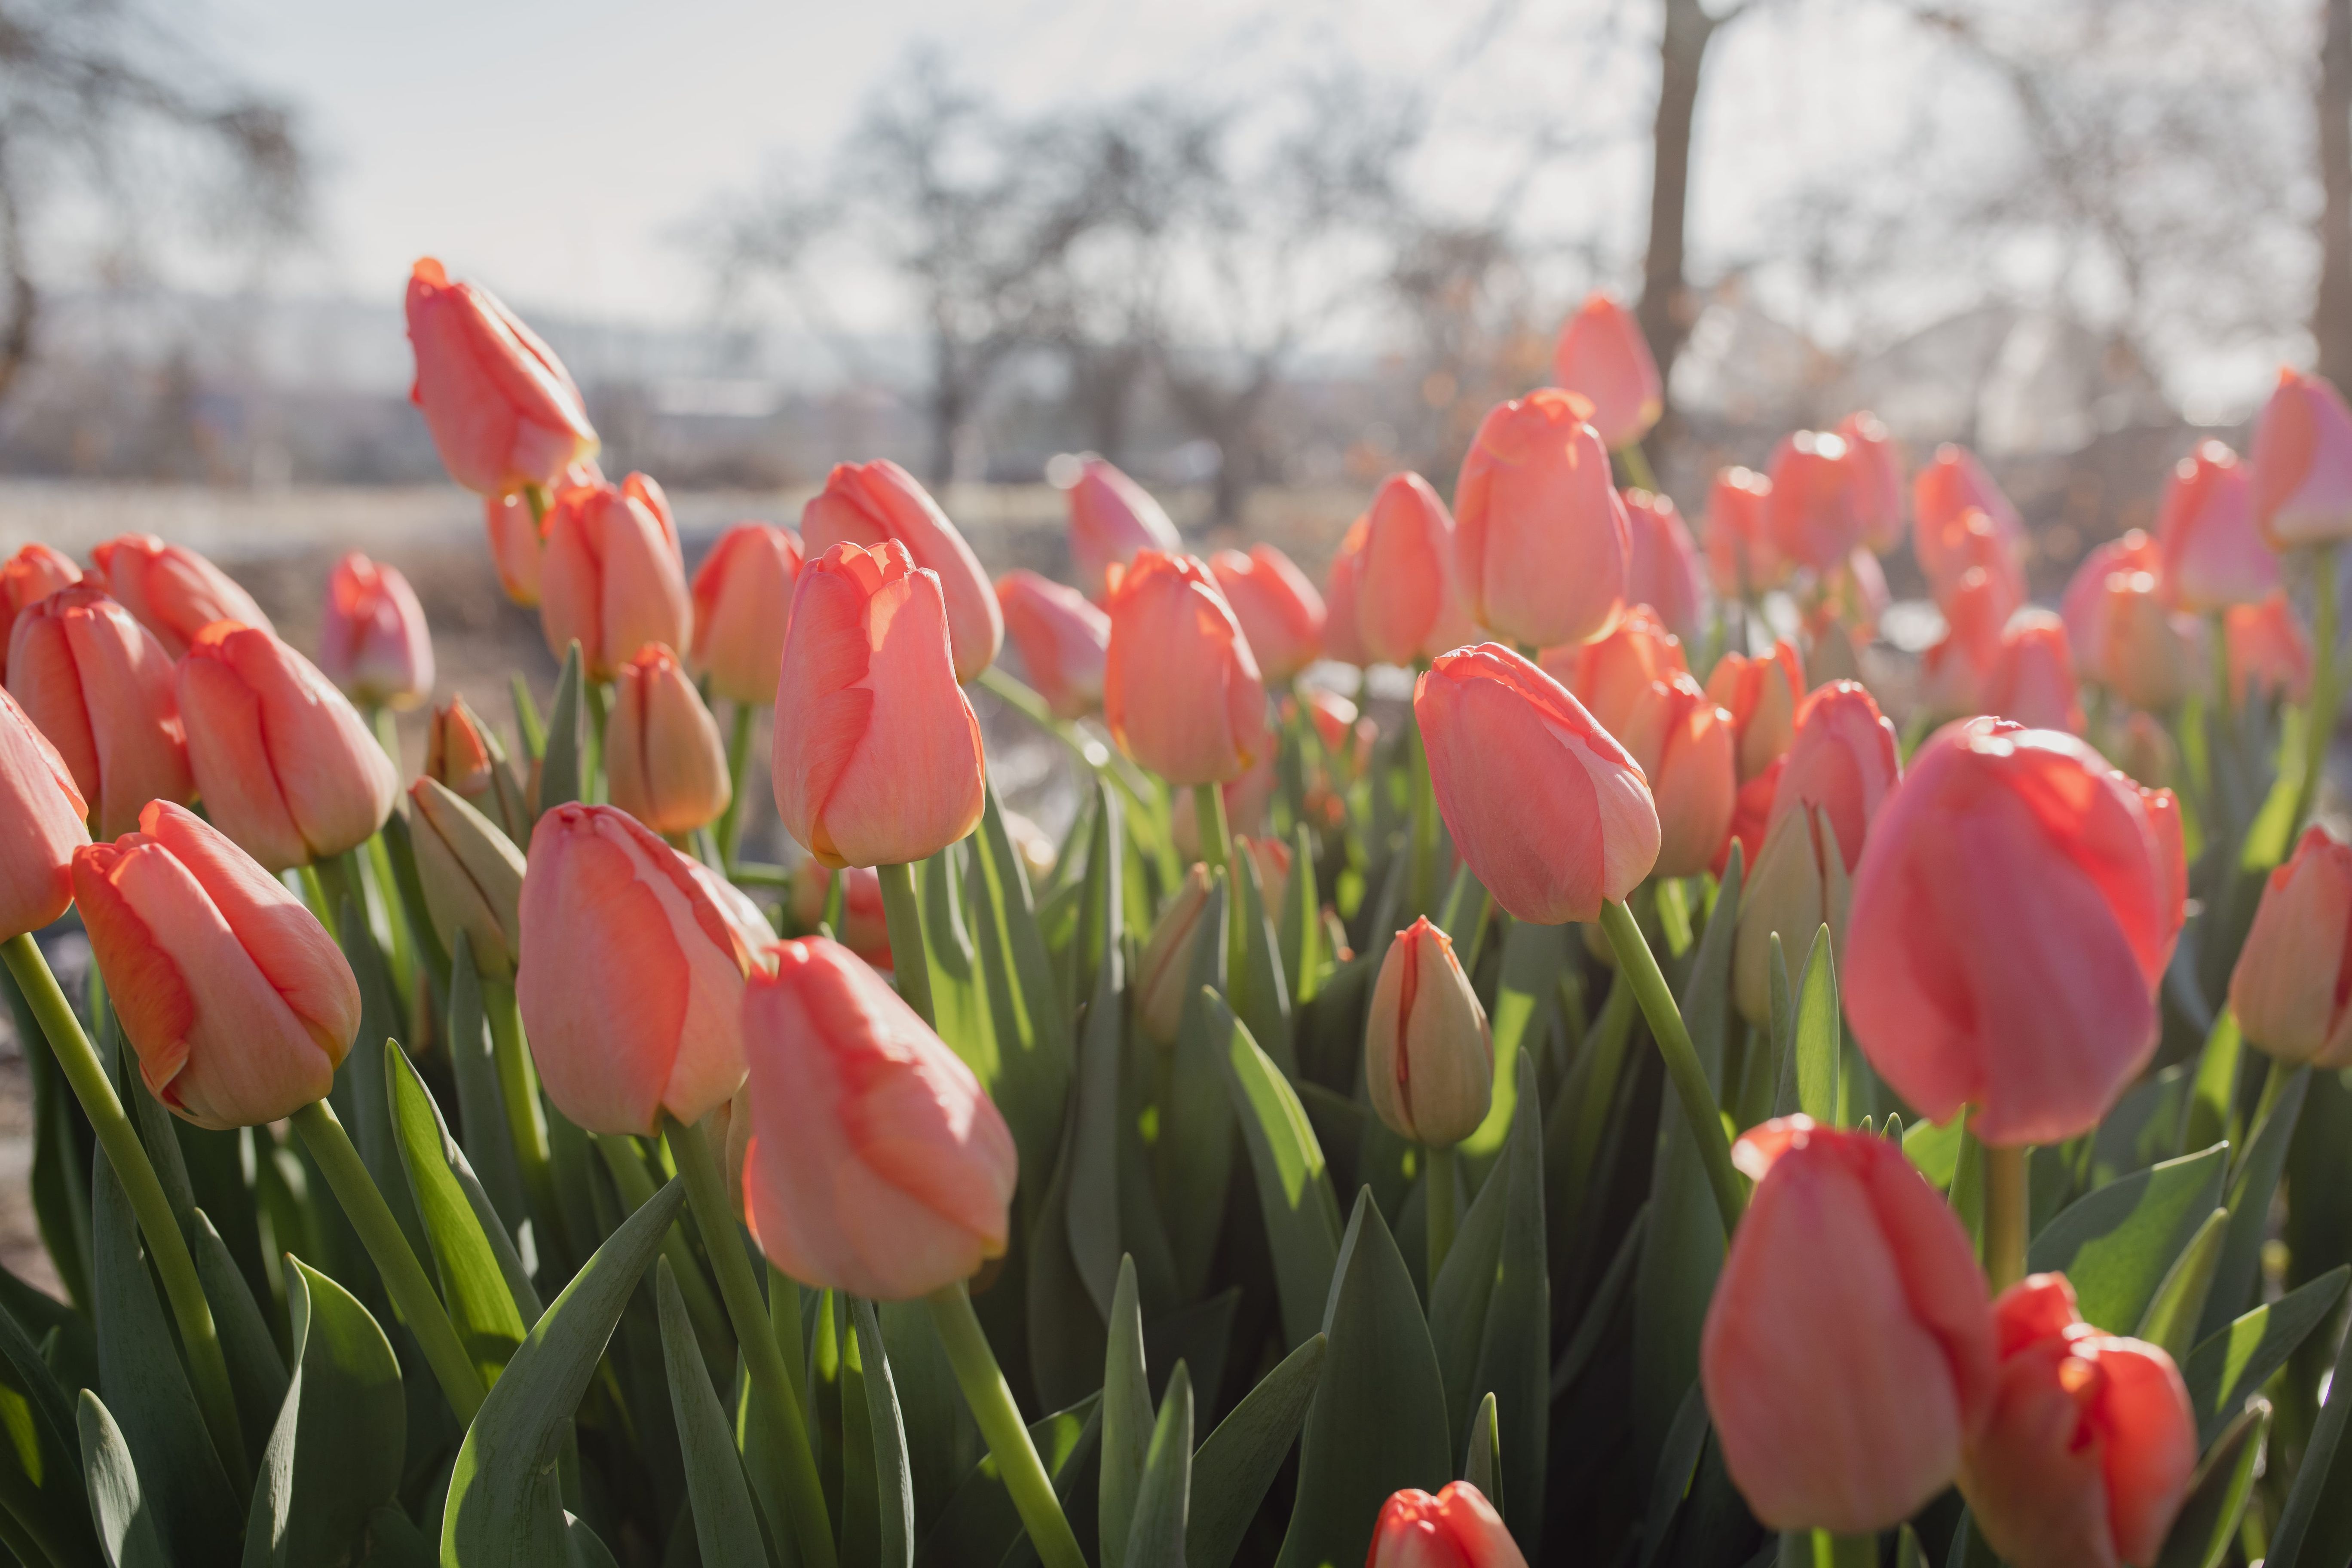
517, 802, 757, 1134
74, 800, 357, 1129
2156, 441, 2276, 612
2230, 825, 2352, 1065
176, 622, 400, 872
6, 586, 192, 838
1622, 488, 1706, 644
539, 473, 692, 681
1210, 544, 1323, 681
690, 523, 804, 706
1837, 410, 1905, 551
91, 534, 272, 659
1925, 507, 2028, 631
1700, 1117, 1994, 1533
1103, 551, 1268, 787
801, 460, 1001, 684
1543, 603, 1687, 744
1913, 444, 2025, 585
1353, 472, 1476, 665
1320, 524, 1370, 667
1367, 1481, 1527, 1568
1639, 675, 1737, 879
1961, 1275, 2196, 1568
1767, 681, 1899, 874
1454, 389, 1631, 648
1364, 916, 1493, 1147
425, 695, 529, 844
403, 257, 598, 498
1704, 640, 1804, 782
482, 457, 602, 607
607, 643, 732, 836
2252, 365, 2352, 547
740, 935, 1018, 1300
1705, 466, 1781, 597
0, 543, 81, 684
1550, 291, 1662, 450
773, 542, 985, 869
318, 552, 435, 710
1415, 643, 1659, 924
1847, 719, 2184, 1145
0, 686, 87, 939
788, 861, 893, 969
2226, 590, 2312, 704
1981, 611, 2085, 735
1765, 429, 1869, 571
995, 570, 1110, 720
1066, 456, 1181, 599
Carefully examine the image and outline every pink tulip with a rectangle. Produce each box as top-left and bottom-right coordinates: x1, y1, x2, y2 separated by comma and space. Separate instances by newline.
801, 460, 1001, 684
1320, 524, 1370, 667
1367, 1481, 1527, 1568
318, 553, 435, 710
2096, 572, 2195, 714
1210, 544, 1324, 682
1543, 603, 1687, 745
1066, 457, 1182, 599
1927, 508, 2028, 632
2227, 590, 2313, 704
1914, 445, 2025, 585
1981, 611, 2085, 735
539, 474, 692, 681
1837, 411, 1905, 551
788, 862, 893, 970
1170, 744, 1279, 860
90, 534, 273, 659
2230, 825, 2352, 1065
482, 457, 602, 608
690, 523, 804, 707
404, 257, 598, 498
0, 543, 81, 685
1767, 681, 1900, 874
0, 686, 88, 939
1354, 472, 1477, 665
1639, 674, 1738, 880
1765, 430, 1869, 572
1550, 292, 1662, 450
2059, 529, 2164, 671
1454, 390, 1631, 648
1704, 640, 1804, 783
2253, 366, 2352, 547
2157, 441, 2277, 611
1621, 488, 1706, 644
6, 586, 192, 838
1706, 466, 1781, 597
606, 643, 732, 836
1103, 551, 1268, 787
995, 570, 1110, 720
1715, 755, 1782, 881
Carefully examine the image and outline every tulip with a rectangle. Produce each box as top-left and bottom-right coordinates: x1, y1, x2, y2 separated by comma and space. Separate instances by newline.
994, 570, 1110, 720
1454, 390, 1631, 648
1209, 544, 1323, 682
1733, 800, 1850, 1027
1981, 611, 2085, 735
6, 586, 192, 838
773, 542, 985, 869
1303, 686, 1359, 757
1171, 745, 1279, 860
689, 522, 804, 707
687, 856, 778, 958
90, 534, 272, 659
1550, 292, 1663, 450
1765, 429, 1866, 571
1136, 863, 1214, 1046
1846, 719, 2185, 1145
1320, 524, 1370, 666
1914, 444, 2026, 584
74, 800, 358, 1129
606, 643, 732, 836
539, 474, 692, 681
2227, 590, 2312, 704
1102, 551, 1268, 787
1365, 916, 1493, 1147
1767, 681, 1899, 874
176, 621, 400, 872
1353, 472, 1477, 665
1622, 488, 1706, 645
1415, 644, 1660, 925
0, 542, 81, 684
1641, 675, 1738, 880
2230, 825, 2352, 1065
801, 460, 1001, 684
1715, 755, 1782, 881
1066, 456, 1182, 599
0, 686, 88, 939
1704, 640, 1804, 782
789, 861, 893, 969
2096, 572, 2194, 713
408, 777, 527, 978
2059, 530, 2164, 673
2117, 711, 2177, 792
404, 257, 598, 498
2156, 441, 2276, 611
1705, 466, 1781, 597
2252, 366, 2352, 547
425, 695, 529, 844
1367, 1481, 1527, 1568
1542, 603, 1687, 743
1838, 411, 1905, 551
1926, 507, 2028, 630
516, 803, 756, 1134
740, 935, 1017, 1300
318, 553, 435, 711
1960, 1274, 2196, 1568
1700, 1117, 1994, 1534
1236, 833, 1292, 912
483, 457, 603, 608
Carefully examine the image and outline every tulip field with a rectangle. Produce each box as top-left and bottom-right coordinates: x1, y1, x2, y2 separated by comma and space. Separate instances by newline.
0, 260, 2346, 1568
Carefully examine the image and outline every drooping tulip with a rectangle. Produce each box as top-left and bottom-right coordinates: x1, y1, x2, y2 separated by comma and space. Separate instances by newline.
2227, 590, 2313, 704
1765, 430, 1867, 571
1209, 543, 1324, 681
1102, 551, 1268, 787
690, 522, 804, 707
1454, 390, 1631, 648
424, 695, 529, 844
1837, 410, 1905, 551
1136, 863, 1215, 1046
0, 543, 81, 684
6, 586, 192, 838
2156, 441, 2277, 611
1960, 1275, 2196, 1568
175, 621, 400, 873
2230, 825, 2352, 1066
1353, 472, 1476, 665
607, 643, 732, 836
1845, 719, 2185, 1146
773, 542, 986, 869
403, 257, 598, 498
1364, 916, 1493, 1147
1066, 457, 1182, 599
1733, 800, 1850, 1027
539, 474, 692, 681
1622, 488, 1706, 645
1704, 640, 1804, 782
317, 553, 435, 710
1700, 1118, 1994, 1534
1767, 681, 1899, 874
2252, 366, 2352, 547
1415, 644, 1659, 925
517, 802, 756, 1134
741, 935, 1018, 1300
90, 534, 273, 659
1367, 1481, 1528, 1568
407, 777, 527, 978
789, 862, 894, 970
0, 686, 88, 939
1981, 611, 2085, 735
1550, 292, 1662, 450
801, 460, 1001, 684
1914, 444, 2025, 585
994, 570, 1110, 720
1705, 466, 1781, 597
74, 800, 358, 1129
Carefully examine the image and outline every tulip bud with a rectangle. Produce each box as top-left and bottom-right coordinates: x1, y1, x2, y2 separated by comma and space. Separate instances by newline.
1136, 863, 1215, 1047
2059, 530, 2164, 673
409, 777, 527, 977
2116, 710, 2177, 791
90, 534, 273, 658
2253, 366, 2352, 547
2156, 441, 2276, 611
482, 458, 602, 609
1767, 681, 1899, 875
773, 542, 985, 869
1364, 916, 1493, 1147
0, 686, 88, 939
1981, 611, 2085, 735
74, 801, 358, 1128
0, 543, 81, 684
1550, 292, 1662, 450
1622, 489, 1706, 646
741, 936, 1018, 1300
1542, 603, 1687, 743
1703, 640, 1804, 783
1705, 466, 1781, 598
789, 861, 893, 969
2096, 571, 2195, 713
606, 643, 732, 836
6, 586, 192, 838
1765, 429, 1868, 570
2230, 826, 2352, 1066
1416, 644, 1660, 925
539, 474, 692, 681
2226, 590, 2312, 704
425, 694, 530, 844
1066, 457, 1182, 600
689, 522, 803, 707
1960, 1274, 2196, 1568
1733, 802, 1850, 1027
1927, 509, 2027, 642
1320, 524, 1370, 667
1914, 444, 2025, 583
177, 622, 400, 872
1700, 1117, 1994, 1534
1645, 675, 1737, 880
1714, 755, 1782, 881
318, 553, 435, 711
801, 460, 1001, 684
1352, 472, 1477, 667
404, 257, 598, 497
1367, 1481, 1527, 1568
1847, 719, 2184, 1146
1837, 410, 1905, 551
1209, 544, 1323, 682
1455, 389, 1631, 648
517, 803, 756, 1134
1103, 551, 1268, 787
995, 570, 1110, 720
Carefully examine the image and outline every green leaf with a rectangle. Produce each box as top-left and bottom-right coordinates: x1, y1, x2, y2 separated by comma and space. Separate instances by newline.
385, 1039, 530, 1386
3, 961, 92, 1311
187, 1208, 287, 1458
2135, 1207, 2229, 1366
922, 844, 998, 1095
77, 1391, 166, 1568
1101, 1258, 1152, 1568
1123, 1364, 1191, 1568
1767, 932, 1796, 1118
852, 1300, 914, 1568
1216, 995, 1341, 1351
330, 950, 427, 1278
970, 781, 1075, 1213
1278, 823, 1320, 1006
2262, 1268, 2352, 1568
1183, 1333, 1323, 1568
1901, 1115, 1965, 1189
439, 1179, 684, 1566
2153, 1402, 2266, 1568
1065, 940, 1126, 1323
441, 935, 528, 1242
1636, 1385, 1709, 1568
1792, 925, 1838, 1125
0, 1289, 98, 1566
1027, 1073, 1111, 1417
1229, 847, 1295, 1078
915, 1394, 1099, 1568
245, 1259, 405, 1568
564, 1514, 619, 1568
2198, 1066, 2308, 1340
2026, 1142, 2229, 1333
2182, 1265, 2350, 1446
1552, 1205, 1647, 1400
1462, 1391, 1499, 1507
1469, 1053, 1546, 1552
536, 642, 585, 815
363, 1505, 437, 1568
2182, 1009, 2244, 1159
1161, 882, 1234, 1301
1459, 922, 1568, 1162
654, 1262, 766, 1568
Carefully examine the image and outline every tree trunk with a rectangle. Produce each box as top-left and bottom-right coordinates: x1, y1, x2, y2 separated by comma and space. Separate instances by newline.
2317, 0, 2352, 386
0, 165, 36, 407
1635, 0, 1728, 465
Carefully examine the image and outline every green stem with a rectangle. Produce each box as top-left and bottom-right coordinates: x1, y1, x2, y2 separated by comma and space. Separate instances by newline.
2250, 1055, 2292, 1144
1194, 781, 1232, 875
1815, 1529, 1878, 1568
585, 680, 609, 805
1616, 438, 1661, 495
314, 851, 363, 941
715, 702, 756, 871
2, 934, 250, 1485
298, 864, 334, 935
2298, 543, 2340, 831
369, 704, 401, 765
926, 1280, 1087, 1568
1425, 1143, 1457, 1287
288, 1099, 486, 1423
480, 978, 562, 1256
594, 1134, 734, 1376
664, 1116, 836, 1568
1984, 1142, 2029, 1292
364, 833, 418, 1008
876, 861, 934, 1026
1597, 899, 1746, 1237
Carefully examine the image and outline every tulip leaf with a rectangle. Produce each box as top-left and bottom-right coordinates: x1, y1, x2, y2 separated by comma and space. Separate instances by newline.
386, 1040, 531, 1387
1076, 780, 1124, 1019
2154, 1402, 2267, 1568
1766, 931, 1796, 1118
1274, 1190, 1449, 1568
2198, 1066, 2309, 1341
1469, 1052, 1547, 1552
1900, 1115, 1965, 1190
1123, 1363, 1191, 1568
851, 1300, 914, 1568
1101, 1257, 1152, 1568
2026, 1142, 2228, 1334
970, 781, 1075, 1218
2135, 1206, 2229, 1365
2260, 1268, 2352, 1568
244, 1259, 405, 1568
76, 1391, 167, 1568
441, 934, 530, 1244
2182, 1008, 2245, 1160
1278, 822, 1320, 1007
1064, 913, 1127, 1322
921, 843, 996, 1086
439, 1179, 683, 1566
1229, 845, 1296, 1079
1028, 1069, 1112, 1416
3, 962, 93, 1311
2183, 1265, 2349, 1445
536, 642, 585, 815
331, 915, 429, 1270
564, 1513, 619, 1568
1182, 1332, 1323, 1568
1162, 883, 1234, 1302
187, 1207, 289, 1454
363, 1506, 438, 1568
1791, 924, 1838, 1126
914, 1393, 1099, 1568
1551, 1204, 1647, 1401
1463, 1390, 1499, 1507
1636, 1384, 1708, 1568
1215, 993, 1341, 1352
1459, 919, 1568, 1163
0, 1291, 98, 1566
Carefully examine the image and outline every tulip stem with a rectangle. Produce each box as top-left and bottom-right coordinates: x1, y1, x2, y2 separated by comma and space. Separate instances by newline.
594, 1133, 735, 1377
479, 978, 563, 1257
877, 861, 935, 1026
1597, 899, 1746, 1237
716, 701, 757, 870
662, 1115, 837, 1568
1425, 1143, 1458, 1286
1984, 1142, 2029, 1292
1194, 782, 1231, 875
2, 933, 251, 1487
288, 1099, 487, 1424
1814, 1530, 1878, 1567
2297, 543, 2340, 831
314, 854, 364, 945
927, 1280, 1088, 1568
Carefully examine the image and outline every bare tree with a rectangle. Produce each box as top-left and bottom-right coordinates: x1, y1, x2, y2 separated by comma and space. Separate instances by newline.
2319, 0, 2352, 384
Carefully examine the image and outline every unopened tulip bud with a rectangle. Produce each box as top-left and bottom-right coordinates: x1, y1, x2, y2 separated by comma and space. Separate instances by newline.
1981, 611, 2084, 735
1209, 544, 1323, 682
2227, 591, 2312, 704
1837, 410, 1905, 551
1353, 472, 1478, 666
1320, 524, 1370, 667
607, 643, 732, 836
1767, 681, 1900, 875
1704, 640, 1804, 782
318, 552, 435, 710
1066, 457, 1182, 600
1542, 603, 1687, 742
6, 586, 192, 838
1103, 551, 1268, 787
788, 861, 893, 969
801, 460, 1001, 683
0, 543, 81, 683
995, 570, 1110, 720
1136, 863, 1214, 1046
1766, 429, 1867, 570
1622, 489, 1706, 645
0, 686, 88, 939
539, 474, 692, 681
1455, 389, 1631, 648
409, 778, 527, 979
2098, 572, 2195, 713
1734, 802, 1849, 1027
1706, 466, 1780, 597
91, 534, 272, 658
1368, 1481, 1527, 1568
1365, 916, 1493, 1147
425, 695, 530, 844
2230, 826, 2352, 1066
1914, 444, 2025, 585
2059, 530, 2164, 674
690, 522, 804, 707
1550, 292, 1662, 450
2253, 366, 2352, 547
1646, 675, 1737, 880
405, 257, 598, 497
2157, 441, 2276, 611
